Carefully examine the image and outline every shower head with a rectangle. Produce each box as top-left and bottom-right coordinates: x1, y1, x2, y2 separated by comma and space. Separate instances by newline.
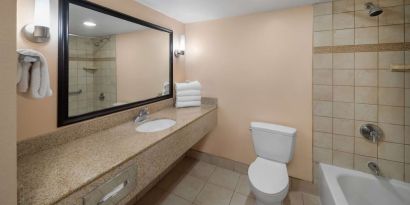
365, 2, 383, 17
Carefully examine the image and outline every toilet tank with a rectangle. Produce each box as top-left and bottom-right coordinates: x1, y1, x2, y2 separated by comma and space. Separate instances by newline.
250, 122, 297, 163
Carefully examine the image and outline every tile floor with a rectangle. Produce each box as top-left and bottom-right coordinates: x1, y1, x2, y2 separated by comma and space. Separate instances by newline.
135, 157, 321, 205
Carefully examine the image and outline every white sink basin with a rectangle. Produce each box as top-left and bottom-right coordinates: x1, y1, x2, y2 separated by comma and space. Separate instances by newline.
136, 119, 176, 133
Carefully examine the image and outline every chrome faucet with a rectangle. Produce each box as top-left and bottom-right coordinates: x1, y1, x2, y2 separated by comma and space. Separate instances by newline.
134, 107, 149, 124
368, 162, 381, 176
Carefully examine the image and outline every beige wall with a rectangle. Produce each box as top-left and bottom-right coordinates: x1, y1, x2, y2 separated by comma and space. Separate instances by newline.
0, 0, 17, 204
17, 0, 185, 141
116, 29, 169, 102
185, 6, 313, 181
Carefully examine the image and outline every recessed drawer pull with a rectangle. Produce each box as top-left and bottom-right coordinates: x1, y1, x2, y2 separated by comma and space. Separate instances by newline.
97, 180, 128, 205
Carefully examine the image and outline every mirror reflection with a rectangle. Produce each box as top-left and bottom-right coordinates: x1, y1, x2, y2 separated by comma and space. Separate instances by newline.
68, 3, 171, 117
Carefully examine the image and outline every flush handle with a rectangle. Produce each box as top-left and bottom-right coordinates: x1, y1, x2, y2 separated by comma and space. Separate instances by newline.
360, 124, 383, 143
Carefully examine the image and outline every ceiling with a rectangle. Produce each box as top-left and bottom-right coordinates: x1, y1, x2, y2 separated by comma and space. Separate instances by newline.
137, 0, 329, 23
69, 3, 147, 37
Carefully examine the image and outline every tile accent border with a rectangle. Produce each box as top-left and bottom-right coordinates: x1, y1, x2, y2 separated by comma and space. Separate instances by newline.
314, 43, 410, 54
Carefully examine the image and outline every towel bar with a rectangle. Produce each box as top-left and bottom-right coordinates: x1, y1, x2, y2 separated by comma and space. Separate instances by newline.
69, 89, 82, 95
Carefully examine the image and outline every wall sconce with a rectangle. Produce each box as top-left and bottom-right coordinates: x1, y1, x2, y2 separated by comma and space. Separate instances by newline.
22, 0, 50, 43
174, 35, 185, 57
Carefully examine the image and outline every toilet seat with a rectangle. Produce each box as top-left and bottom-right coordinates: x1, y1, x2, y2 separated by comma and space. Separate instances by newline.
248, 157, 289, 195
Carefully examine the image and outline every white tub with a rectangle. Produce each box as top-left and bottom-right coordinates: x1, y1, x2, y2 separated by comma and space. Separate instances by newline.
319, 163, 410, 205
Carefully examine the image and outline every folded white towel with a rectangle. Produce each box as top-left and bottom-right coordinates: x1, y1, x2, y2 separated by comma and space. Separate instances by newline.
176, 101, 201, 108
17, 49, 52, 99
176, 81, 201, 91
177, 96, 201, 102
176, 90, 201, 97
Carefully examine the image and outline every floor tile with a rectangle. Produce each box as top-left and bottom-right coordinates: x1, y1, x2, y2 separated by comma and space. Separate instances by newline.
174, 158, 197, 173
234, 174, 254, 198
302, 192, 321, 205
209, 167, 240, 190
284, 191, 303, 205
157, 169, 186, 191
172, 174, 205, 201
187, 161, 216, 181
194, 183, 234, 205
135, 187, 167, 205
229, 193, 256, 205
158, 192, 192, 205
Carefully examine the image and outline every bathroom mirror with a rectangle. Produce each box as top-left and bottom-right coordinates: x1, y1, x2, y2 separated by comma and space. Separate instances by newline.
58, 0, 173, 126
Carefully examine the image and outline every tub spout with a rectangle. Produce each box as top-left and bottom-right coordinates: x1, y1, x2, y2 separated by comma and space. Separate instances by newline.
368, 162, 381, 176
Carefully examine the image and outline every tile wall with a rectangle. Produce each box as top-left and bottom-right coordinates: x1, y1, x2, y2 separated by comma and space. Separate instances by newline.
68, 35, 117, 116
313, 0, 410, 183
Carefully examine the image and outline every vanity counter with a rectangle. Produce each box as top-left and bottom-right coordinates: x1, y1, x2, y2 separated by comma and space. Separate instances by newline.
18, 104, 217, 205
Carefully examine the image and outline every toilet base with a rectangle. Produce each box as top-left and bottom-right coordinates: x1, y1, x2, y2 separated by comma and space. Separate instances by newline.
256, 200, 283, 205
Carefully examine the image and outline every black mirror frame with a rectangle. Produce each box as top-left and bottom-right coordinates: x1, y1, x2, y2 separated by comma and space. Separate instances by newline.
58, 0, 174, 127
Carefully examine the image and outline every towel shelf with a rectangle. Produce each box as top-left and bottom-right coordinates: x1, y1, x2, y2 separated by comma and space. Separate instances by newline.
69, 89, 82, 95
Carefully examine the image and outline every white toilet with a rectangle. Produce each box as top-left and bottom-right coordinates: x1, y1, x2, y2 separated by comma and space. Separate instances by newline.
248, 122, 297, 205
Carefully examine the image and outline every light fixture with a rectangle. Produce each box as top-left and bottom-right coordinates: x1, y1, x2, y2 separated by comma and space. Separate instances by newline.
83, 21, 97, 27
174, 35, 186, 57
22, 0, 50, 43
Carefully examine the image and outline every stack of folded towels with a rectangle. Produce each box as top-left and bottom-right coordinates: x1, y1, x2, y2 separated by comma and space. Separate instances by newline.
175, 81, 202, 108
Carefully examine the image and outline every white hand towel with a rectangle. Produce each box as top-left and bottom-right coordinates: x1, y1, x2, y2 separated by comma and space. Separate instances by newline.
17, 56, 38, 92
17, 49, 52, 99
176, 81, 201, 91
176, 101, 201, 108
177, 96, 201, 102
176, 90, 201, 97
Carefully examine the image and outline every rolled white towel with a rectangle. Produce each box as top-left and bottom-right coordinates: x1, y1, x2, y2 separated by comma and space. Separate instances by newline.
176, 90, 201, 97
176, 81, 201, 91
176, 101, 201, 108
177, 96, 201, 102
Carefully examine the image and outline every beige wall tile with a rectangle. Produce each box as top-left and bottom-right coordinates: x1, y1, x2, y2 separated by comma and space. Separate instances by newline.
333, 53, 354, 69
355, 86, 378, 104
334, 29, 355, 45
333, 102, 355, 119
333, 134, 354, 153
379, 70, 405, 88
379, 123, 405, 143
406, 72, 410, 88
355, 104, 378, 122
405, 5, 410, 23
405, 145, 410, 163
313, 69, 333, 85
406, 164, 410, 183
406, 0, 410, 5
355, 10, 378, 27
314, 2, 333, 16
314, 54, 333, 69
314, 31, 333, 46
333, 151, 354, 168
313, 147, 333, 163
333, 12, 354, 29
334, 86, 354, 102
355, 0, 370, 11
334, 70, 355, 86
355, 70, 378, 86
355, 27, 379, 44
407, 126, 410, 144
355, 52, 378, 69
406, 89, 410, 107
379, 25, 405, 43
354, 154, 377, 174
333, 118, 355, 136
379, 6, 405, 26
406, 107, 410, 126
379, 88, 405, 106
379, 51, 405, 69
378, 142, 405, 162
314, 116, 333, 133
355, 138, 378, 157
334, 0, 355, 13
314, 15, 333, 31
314, 85, 333, 101
378, 105, 405, 125
378, 159, 404, 180
314, 132, 333, 149
379, 0, 404, 7
405, 24, 410, 42
313, 101, 333, 117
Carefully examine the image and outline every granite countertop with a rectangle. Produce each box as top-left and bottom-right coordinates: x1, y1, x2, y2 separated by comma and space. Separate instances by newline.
18, 104, 217, 205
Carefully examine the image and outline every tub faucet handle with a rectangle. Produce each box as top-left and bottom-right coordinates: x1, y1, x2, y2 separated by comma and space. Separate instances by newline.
360, 124, 383, 143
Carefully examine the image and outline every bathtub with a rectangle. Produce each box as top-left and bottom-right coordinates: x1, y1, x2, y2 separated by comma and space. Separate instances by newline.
318, 163, 410, 205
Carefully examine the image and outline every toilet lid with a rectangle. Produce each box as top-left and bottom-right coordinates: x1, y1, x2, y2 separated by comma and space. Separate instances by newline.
248, 157, 289, 195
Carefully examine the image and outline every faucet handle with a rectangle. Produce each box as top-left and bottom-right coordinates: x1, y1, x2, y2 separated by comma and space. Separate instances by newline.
360, 124, 383, 143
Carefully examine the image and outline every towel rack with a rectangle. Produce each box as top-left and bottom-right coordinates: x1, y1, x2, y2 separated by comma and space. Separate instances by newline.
69, 89, 82, 95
